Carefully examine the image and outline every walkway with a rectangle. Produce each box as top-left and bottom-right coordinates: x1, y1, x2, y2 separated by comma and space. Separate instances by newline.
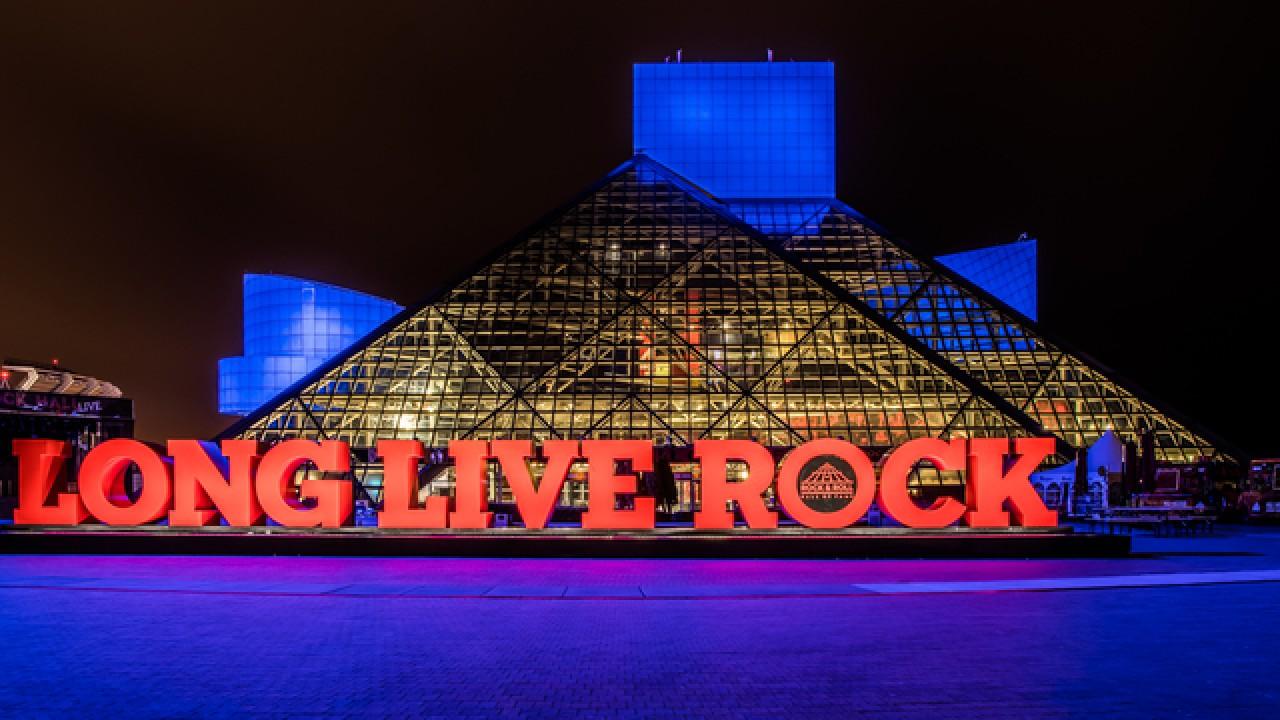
2, 527, 1279, 718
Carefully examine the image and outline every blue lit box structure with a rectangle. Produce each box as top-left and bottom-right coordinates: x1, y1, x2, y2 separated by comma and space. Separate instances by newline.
218, 274, 402, 415
634, 61, 835, 199
633, 59, 1037, 330
937, 237, 1038, 321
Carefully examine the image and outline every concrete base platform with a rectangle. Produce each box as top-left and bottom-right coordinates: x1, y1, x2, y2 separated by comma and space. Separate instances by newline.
0, 526, 1130, 558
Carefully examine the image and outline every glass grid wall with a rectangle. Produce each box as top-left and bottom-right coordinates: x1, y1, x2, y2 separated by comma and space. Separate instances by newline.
238, 159, 1039, 502
778, 205, 1216, 462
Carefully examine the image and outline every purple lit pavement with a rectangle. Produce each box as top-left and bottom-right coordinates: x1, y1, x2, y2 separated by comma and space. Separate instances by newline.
3, 527, 1280, 718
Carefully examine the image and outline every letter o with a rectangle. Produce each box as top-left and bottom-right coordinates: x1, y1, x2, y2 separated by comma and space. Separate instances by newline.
79, 439, 172, 526
775, 439, 876, 529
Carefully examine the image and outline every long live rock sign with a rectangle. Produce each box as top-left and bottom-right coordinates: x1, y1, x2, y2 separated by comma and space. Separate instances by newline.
10, 436, 1057, 531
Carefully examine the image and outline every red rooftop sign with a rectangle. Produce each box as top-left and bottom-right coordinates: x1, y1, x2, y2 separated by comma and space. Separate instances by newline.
11, 437, 1057, 530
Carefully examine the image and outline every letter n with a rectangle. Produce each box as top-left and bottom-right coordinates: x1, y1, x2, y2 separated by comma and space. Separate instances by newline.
168, 440, 264, 527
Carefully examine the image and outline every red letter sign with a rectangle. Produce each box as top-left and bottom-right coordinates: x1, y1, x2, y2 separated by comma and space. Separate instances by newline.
877, 438, 968, 528
377, 440, 448, 529
168, 440, 265, 527
255, 440, 352, 528
448, 440, 493, 528
78, 439, 172, 526
693, 440, 778, 529
580, 440, 655, 530
493, 440, 577, 530
12, 439, 87, 525
965, 437, 1058, 528
775, 439, 876, 529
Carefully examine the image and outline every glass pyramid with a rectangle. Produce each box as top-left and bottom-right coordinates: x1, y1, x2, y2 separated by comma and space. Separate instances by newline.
774, 201, 1221, 463
222, 156, 1065, 501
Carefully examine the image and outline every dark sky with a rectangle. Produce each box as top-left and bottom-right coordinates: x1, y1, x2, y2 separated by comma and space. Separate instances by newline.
2, 2, 1275, 456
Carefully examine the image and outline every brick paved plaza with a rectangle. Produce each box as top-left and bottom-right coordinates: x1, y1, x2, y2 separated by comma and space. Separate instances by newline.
3, 528, 1280, 719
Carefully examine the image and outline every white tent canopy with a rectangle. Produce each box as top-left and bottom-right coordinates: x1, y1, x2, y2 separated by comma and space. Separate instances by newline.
1031, 430, 1124, 511
1033, 429, 1124, 482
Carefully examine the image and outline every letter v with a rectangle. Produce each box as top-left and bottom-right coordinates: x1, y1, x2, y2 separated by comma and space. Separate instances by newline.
492, 440, 578, 530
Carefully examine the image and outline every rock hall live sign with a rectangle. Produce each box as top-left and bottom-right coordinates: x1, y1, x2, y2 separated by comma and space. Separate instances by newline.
11, 437, 1057, 531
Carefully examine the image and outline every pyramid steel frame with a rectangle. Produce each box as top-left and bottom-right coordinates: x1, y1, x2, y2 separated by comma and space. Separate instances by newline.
220, 155, 1233, 504
764, 200, 1228, 464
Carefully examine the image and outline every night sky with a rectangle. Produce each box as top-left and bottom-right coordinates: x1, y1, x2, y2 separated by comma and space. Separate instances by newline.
2, 2, 1274, 456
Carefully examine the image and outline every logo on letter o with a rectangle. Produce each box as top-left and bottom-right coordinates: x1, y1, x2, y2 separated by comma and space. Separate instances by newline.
776, 439, 876, 529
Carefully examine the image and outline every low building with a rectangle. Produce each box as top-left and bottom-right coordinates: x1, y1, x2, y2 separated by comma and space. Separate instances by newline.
1, 360, 134, 517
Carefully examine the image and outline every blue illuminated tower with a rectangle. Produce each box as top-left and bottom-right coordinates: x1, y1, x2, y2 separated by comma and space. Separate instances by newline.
634, 59, 1037, 312
634, 61, 835, 199
218, 274, 402, 415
